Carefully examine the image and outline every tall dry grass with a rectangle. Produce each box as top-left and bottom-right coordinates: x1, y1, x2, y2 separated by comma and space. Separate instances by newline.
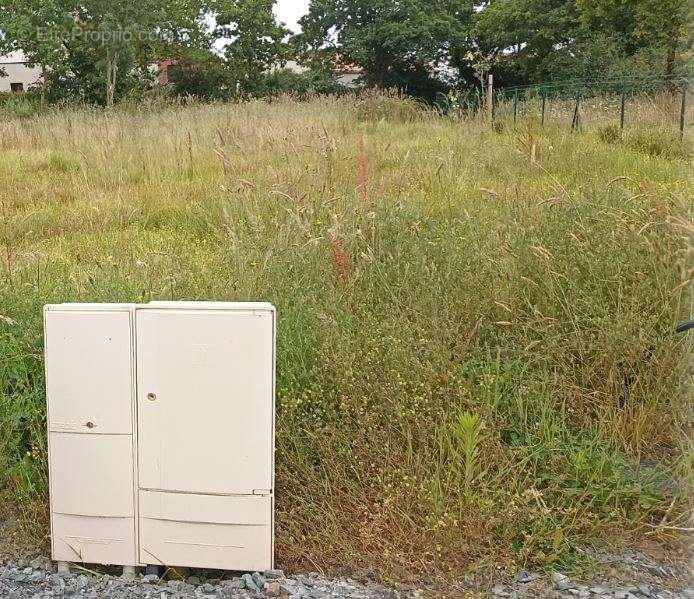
0, 95, 691, 581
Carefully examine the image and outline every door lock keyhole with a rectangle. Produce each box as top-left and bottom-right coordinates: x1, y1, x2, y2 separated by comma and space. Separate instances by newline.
147, 392, 157, 401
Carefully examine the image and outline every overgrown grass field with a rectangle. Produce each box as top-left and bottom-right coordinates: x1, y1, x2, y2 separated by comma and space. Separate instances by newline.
0, 95, 691, 581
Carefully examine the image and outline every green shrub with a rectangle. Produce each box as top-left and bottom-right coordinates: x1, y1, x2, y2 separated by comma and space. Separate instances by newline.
46, 151, 81, 173
255, 68, 347, 98
0, 92, 42, 119
168, 52, 235, 101
598, 123, 622, 143
624, 127, 691, 160
354, 89, 430, 122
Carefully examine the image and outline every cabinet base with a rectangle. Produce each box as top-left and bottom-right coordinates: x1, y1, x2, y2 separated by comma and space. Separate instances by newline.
144, 564, 163, 577
122, 565, 136, 578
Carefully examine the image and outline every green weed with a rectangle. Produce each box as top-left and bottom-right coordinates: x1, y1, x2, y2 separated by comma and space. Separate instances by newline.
624, 127, 692, 160
0, 95, 691, 578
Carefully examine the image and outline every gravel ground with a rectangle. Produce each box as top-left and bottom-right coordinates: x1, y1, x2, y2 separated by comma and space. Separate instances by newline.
0, 550, 691, 598
0, 559, 400, 599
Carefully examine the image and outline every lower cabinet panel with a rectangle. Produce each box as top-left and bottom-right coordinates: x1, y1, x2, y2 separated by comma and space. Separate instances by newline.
138, 491, 272, 570
49, 433, 134, 518
49, 432, 136, 566
52, 513, 136, 565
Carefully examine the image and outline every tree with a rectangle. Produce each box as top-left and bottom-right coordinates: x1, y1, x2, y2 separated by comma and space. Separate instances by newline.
297, 0, 472, 94
576, 0, 689, 80
168, 48, 235, 100
469, 0, 577, 85
0, 0, 210, 105
0, 0, 76, 96
469, 0, 690, 85
214, 0, 289, 93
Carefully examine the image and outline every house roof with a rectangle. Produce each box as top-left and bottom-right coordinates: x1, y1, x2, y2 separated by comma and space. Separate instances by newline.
0, 51, 28, 64
330, 54, 363, 74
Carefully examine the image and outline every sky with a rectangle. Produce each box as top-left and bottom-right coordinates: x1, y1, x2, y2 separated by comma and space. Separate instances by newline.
274, 0, 310, 33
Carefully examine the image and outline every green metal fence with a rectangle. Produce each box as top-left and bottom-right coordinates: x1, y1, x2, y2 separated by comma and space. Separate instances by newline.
437, 77, 691, 138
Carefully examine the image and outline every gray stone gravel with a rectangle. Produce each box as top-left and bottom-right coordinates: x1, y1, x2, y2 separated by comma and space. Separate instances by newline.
0, 558, 404, 599
0, 550, 691, 598
488, 550, 692, 599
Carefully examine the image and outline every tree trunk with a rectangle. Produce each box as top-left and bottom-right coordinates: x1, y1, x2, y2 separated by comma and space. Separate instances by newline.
41, 64, 47, 108
372, 53, 390, 88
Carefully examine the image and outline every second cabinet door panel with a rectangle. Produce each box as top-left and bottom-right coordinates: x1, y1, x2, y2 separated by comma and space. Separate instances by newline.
136, 309, 273, 495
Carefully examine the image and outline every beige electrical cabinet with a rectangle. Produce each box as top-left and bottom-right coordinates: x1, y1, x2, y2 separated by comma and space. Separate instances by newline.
44, 302, 275, 572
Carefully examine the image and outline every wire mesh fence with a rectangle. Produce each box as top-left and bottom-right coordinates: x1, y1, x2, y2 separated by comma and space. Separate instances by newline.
437, 77, 691, 138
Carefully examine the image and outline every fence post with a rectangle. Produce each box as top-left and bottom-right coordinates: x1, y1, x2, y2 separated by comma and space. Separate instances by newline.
620, 85, 626, 130
487, 74, 494, 126
571, 93, 581, 132
513, 89, 518, 124
680, 81, 688, 140
541, 92, 546, 127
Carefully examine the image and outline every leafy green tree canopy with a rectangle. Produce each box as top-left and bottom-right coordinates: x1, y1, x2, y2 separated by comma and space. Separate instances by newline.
0, 0, 210, 104
213, 0, 289, 92
469, 0, 690, 85
298, 0, 473, 89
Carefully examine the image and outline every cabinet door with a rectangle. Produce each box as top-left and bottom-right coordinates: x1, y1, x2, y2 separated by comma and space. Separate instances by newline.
136, 309, 274, 495
50, 433, 134, 518
45, 310, 133, 434
49, 433, 136, 566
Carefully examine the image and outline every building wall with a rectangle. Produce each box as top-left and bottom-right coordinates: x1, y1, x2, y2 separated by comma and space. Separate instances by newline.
0, 54, 43, 92
335, 72, 362, 88
156, 59, 178, 86
272, 60, 308, 74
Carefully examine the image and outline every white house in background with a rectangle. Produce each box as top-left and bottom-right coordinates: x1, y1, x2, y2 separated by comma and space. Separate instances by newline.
0, 51, 43, 92
274, 57, 364, 88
